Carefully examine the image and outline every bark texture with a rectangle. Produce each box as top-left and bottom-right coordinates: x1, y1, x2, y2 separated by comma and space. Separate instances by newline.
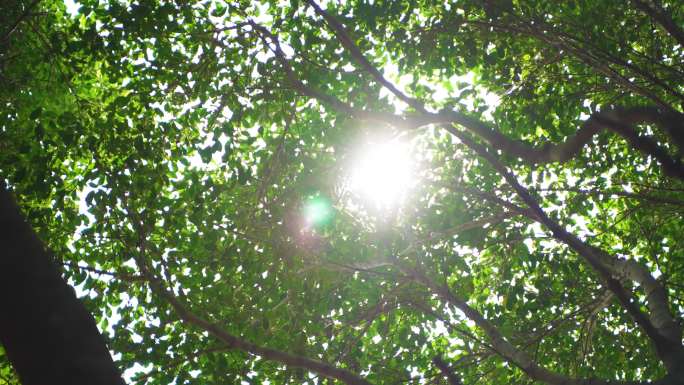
0, 183, 125, 385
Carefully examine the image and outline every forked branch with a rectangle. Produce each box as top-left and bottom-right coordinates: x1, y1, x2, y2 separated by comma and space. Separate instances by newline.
256, 22, 684, 180
127, 212, 373, 385
401, 263, 658, 385
448, 128, 684, 371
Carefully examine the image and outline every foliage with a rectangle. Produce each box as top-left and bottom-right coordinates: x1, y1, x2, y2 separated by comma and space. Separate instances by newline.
1, 0, 684, 384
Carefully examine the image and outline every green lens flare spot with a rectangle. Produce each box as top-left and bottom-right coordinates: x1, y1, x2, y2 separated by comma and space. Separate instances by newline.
303, 196, 333, 226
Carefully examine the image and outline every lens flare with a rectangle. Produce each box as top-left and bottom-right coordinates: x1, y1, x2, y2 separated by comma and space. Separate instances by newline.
303, 196, 333, 226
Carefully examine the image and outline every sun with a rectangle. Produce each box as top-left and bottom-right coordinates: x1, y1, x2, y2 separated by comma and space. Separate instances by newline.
348, 139, 415, 208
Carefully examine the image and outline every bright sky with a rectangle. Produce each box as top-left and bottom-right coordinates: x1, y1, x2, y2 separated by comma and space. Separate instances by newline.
64, 0, 79, 15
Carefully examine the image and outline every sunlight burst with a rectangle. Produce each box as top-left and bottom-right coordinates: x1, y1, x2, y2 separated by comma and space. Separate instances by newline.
349, 140, 415, 208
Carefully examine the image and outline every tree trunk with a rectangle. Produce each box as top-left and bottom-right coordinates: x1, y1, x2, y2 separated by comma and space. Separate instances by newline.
0, 183, 125, 385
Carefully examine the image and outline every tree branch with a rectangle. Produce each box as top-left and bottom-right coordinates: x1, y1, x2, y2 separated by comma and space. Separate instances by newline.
436, 106, 684, 181
631, 0, 684, 48
432, 356, 462, 385
398, 210, 522, 258
248, 21, 423, 129
400, 262, 656, 385
129, 233, 373, 385
132, 346, 229, 382
530, 186, 684, 207
2, 0, 41, 41
244, 17, 684, 375
253, 19, 684, 181
588, 246, 682, 344
593, 112, 684, 181
465, 18, 678, 107
62, 262, 146, 282
459, 184, 684, 362
306, 0, 426, 112
255, 43, 684, 177
448, 127, 684, 371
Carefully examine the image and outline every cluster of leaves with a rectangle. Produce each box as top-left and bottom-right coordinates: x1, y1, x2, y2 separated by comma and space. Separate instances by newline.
1, 0, 683, 384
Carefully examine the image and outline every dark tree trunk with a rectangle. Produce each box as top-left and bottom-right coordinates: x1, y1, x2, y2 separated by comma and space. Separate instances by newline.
0, 183, 125, 385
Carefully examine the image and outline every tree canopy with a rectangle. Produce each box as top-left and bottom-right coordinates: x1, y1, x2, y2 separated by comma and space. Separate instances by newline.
2, 0, 684, 384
